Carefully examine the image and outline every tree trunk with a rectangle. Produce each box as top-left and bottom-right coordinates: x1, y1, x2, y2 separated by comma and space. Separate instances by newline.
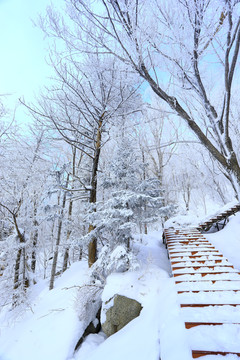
13, 247, 22, 290
11, 213, 28, 306
12, 213, 28, 290
62, 147, 76, 273
141, 148, 148, 235
144, 223, 148, 235
88, 224, 97, 267
49, 174, 69, 290
88, 117, 103, 267
79, 247, 83, 261
31, 197, 38, 275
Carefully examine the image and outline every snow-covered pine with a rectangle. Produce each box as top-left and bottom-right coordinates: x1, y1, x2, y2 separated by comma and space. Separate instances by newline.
84, 136, 175, 273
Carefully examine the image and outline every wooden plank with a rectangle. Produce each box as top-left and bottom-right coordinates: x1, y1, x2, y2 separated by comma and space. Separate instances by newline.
178, 289, 240, 294
185, 321, 240, 329
192, 350, 240, 358
175, 279, 240, 284
173, 271, 240, 277
169, 249, 217, 254
180, 303, 240, 307
171, 260, 225, 265
170, 254, 223, 259
172, 265, 233, 271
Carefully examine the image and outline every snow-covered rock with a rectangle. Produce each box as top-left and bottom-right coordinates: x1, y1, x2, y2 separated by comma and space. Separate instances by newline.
101, 294, 142, 337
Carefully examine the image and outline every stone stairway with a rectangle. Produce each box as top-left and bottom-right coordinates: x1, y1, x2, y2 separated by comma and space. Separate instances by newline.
164, 227, 240, 359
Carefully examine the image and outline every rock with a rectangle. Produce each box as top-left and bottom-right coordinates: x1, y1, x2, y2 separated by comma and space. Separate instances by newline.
101, 294, 142, 337
74, 307, 101, 350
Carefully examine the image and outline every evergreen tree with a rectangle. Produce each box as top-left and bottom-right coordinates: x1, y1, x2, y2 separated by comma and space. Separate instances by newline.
86, 136, 175, 253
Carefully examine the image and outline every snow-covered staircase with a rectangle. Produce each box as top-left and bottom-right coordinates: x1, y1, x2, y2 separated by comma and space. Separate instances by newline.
197, 203, 240, 232
164, 227, 240, 358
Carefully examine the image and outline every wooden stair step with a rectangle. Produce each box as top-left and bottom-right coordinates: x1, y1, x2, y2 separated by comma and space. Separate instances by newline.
169, 249, 218, 254
167, 240, 210, 246
170, 253, 222, 258
170, 249, 217, 253
173, 271, 240, 277
171, 260, 228, 265
175, 279, 239, 284
181, 304, 240, 307
174, 274, 240, 282
168, 244, 215, 248
169, 249, 218, 252
168, 243, 210, 247
167, 236, 204, 239
172, 265, 233, 271
178, 289, 240, 294
167, 236, 202, 240
171, 233, 206, 235
169, 247, 214, 251
192, 350, 240, 358
171, 253, 223, 260
167, 236, 205, 238
176, 280, 240, 291
168, 238, 207, 241
173, 268, 234, 273
185, 321, 240, 329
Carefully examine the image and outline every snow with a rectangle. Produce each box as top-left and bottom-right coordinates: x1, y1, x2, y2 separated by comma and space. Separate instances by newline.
181, 305, 240, 322
74, 269, 165, 360
178, 290, 240, 304
189, 324, 240, 352
0, 231, 176, 360
173, 266, 237, 274
0, 261, 89, 360
73, 232, 173, 360
165, 213, 200, 228
205, 213, 240, 270
200, 200, 239, 225
1, 211, 240, 360
176, 280, 240, 291
164, 200, 239, 230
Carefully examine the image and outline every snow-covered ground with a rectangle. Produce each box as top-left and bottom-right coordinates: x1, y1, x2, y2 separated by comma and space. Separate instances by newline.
0, 231, 174, 360
1, 213, 240, 360
0, 261, 90, 360
206, 213, 240, 271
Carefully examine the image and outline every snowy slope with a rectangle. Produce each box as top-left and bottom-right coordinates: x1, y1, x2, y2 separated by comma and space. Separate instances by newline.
1, 215, 240, 360
206, 212, 240, 270
0, 232, 176, 360
0, 262, 89, 360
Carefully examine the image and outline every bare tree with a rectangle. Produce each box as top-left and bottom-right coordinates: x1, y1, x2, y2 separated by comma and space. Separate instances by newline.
22, 52, 141, 266
65, 0, 240, 198
0, 127, 52, 304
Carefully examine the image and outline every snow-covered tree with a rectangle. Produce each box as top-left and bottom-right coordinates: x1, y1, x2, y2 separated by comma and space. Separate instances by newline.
86, 135, 175, 256
0, 127, 56, 304
23, 52, 142, 267
67, 0, 240, 198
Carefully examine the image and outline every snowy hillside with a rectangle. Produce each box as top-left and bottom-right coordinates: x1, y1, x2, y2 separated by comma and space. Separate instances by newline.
0, 231, 170, 360
1, 213, 240, 360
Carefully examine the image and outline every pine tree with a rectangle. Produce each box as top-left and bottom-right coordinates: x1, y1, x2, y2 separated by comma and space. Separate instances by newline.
86, 136, 175, 254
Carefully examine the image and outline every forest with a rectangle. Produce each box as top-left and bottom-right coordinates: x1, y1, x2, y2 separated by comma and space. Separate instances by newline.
0, 0, 240, 359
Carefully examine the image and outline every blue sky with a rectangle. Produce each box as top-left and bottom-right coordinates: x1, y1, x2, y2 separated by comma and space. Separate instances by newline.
0, 0, 64, 121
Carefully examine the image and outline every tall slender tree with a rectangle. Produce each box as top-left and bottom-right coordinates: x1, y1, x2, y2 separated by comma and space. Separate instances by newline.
23, 53, 141, 266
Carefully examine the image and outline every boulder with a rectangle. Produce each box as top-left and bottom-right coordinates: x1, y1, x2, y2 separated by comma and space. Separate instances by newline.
101, 294, 142, 337
74, 307, 101, 350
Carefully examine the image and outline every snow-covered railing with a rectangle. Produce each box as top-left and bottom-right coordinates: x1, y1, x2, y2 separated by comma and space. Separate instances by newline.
197, 201, 240, 232
164, 201, 240, 233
